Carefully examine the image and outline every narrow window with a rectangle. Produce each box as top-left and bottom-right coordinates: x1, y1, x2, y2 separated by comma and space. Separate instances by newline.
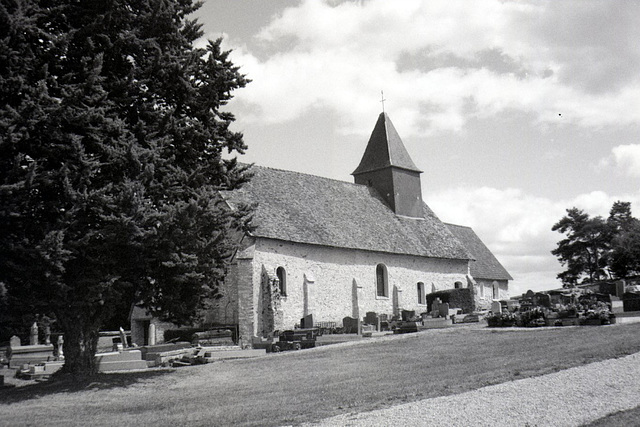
479, 283, 485, 298
417, 282, 425, 305
492, 281, 499, 300
276, 266, 287, 296
376, 264, 388, 297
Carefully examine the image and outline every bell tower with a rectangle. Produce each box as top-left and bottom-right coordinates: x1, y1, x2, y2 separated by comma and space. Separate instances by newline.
352, 113, 424, 218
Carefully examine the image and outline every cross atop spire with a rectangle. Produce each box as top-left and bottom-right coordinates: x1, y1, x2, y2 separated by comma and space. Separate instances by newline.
380, 90, 386, 113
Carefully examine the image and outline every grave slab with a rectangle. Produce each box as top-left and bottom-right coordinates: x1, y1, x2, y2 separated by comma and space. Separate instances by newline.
8, 345, 55, 368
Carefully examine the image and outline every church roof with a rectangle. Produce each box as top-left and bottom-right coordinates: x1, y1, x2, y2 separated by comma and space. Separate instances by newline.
352, 113, 422, 175
445, 224, 513, 281
225, 165, 471, 260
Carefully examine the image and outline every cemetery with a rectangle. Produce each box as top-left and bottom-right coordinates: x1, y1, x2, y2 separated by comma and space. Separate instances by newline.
0, 321, 266, 382
3, 284, 639, 385
486, 279, 640, 328
1, 297, 478, 381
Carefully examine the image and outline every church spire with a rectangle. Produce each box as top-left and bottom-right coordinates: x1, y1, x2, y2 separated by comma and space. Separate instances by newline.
352, 113, 424, 218
352, 113, 422, 175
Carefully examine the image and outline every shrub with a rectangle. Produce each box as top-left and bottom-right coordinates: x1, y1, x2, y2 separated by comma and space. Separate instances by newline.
427, 288, 474, 313
518, 307, 547, 327
486, 312, 517, 327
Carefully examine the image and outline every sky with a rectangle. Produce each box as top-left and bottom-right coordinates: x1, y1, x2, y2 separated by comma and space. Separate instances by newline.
192, 0, 640, 296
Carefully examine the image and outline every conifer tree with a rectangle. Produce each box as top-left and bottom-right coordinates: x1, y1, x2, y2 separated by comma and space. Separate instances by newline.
551, 208, 609, 286
552, 202, 640, 285
608, 202, 640, 278
0, 0, 251, 375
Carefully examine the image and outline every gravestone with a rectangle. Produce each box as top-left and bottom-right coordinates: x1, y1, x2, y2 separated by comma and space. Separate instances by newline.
342, 316, 358, 334
8, 344, 54, 368
431, 298, 443, 317
44, 325, 51, 345
616, 280, 625, 298
364, 311, 378, 324
30, 322, 38, 345
300, 313, 314, 329
119, 327, 128, 349
361, 324, 375, 337
401, 310, 415, 321
491, 300, 502, 314
148, 323, 156, 346
610, 296, 624, 314
10, 336, 21, 348
439, 302, 450, 319
57, 335, 64, 359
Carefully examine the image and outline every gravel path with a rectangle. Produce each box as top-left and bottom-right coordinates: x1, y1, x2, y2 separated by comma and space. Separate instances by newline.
306, 351, 640, 427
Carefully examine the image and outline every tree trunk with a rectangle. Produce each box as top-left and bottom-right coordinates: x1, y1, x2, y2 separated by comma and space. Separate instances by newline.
59, 317, 100, 376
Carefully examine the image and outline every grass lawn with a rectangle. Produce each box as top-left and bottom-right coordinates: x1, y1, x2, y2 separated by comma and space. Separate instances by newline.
584, 405, 640, 426
2, 323, 640, 426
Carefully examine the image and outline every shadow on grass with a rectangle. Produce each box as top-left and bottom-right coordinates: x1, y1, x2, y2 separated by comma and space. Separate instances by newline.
0, 368, 174, 404
582, 405, 640, 427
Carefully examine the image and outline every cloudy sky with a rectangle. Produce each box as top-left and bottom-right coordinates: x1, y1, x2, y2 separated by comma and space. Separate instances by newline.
193, 0, 640, 296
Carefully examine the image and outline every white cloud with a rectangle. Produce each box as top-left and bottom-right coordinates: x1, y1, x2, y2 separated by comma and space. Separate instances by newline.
611, 144, 640, 177
216, 0, 640, 136
426, 185, 640, 296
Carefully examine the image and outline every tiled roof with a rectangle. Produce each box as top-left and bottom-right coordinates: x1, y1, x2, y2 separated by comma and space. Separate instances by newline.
445, 224, 513, 281
352, 113, 422, 175
225, 165, 471, 260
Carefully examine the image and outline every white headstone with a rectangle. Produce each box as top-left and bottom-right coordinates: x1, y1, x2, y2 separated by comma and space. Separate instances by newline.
57, 335, 64, 359
10, 335, 21, 348
30, 322, 38, 345
491, 300, 503, 315
148, 323, 156, 346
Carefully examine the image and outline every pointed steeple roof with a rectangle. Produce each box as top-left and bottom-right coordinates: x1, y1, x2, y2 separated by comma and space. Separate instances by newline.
352, 113, 422, 175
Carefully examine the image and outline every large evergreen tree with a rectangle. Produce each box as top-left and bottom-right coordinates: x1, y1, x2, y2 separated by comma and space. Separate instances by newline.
607, 202, 640, 278
0, 0, 251, 375
551, 208, 610, 286
552, 201, 640, 286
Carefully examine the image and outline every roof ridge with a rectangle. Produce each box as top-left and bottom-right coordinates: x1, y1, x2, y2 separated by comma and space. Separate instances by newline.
247, 163, 362, 187
443, 222, 473, 230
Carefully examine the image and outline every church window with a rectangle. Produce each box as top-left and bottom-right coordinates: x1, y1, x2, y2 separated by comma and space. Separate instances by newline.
376, 264, 388, 297
276, 266, 287, 296
454, 281, 463, 289
492, 281, 499, 300
417, 282, 425, 305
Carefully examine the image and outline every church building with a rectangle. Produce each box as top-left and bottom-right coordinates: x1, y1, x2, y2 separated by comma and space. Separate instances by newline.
131, 112, 512, 346
218, 112, 511, 346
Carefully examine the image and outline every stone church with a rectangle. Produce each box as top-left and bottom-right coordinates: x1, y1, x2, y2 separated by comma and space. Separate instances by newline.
131, 112, 511, 346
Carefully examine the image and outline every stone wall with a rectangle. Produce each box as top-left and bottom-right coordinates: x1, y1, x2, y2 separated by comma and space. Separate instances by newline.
203, 260, 239, 327
130, 306, 176, 346
243, 238, 469, 338
235, 246, 257, 347
474, 279, 509, 311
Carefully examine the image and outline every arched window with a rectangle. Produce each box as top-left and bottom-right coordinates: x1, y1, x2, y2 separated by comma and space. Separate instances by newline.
276, 266, 287, 296
454, 281, 463, 289
417, 282, 425, 304
376, 264, 388, 297
492, 281, 499, 300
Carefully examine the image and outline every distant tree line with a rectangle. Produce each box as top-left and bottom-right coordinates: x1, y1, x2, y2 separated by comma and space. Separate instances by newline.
552, 201, 640, 286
